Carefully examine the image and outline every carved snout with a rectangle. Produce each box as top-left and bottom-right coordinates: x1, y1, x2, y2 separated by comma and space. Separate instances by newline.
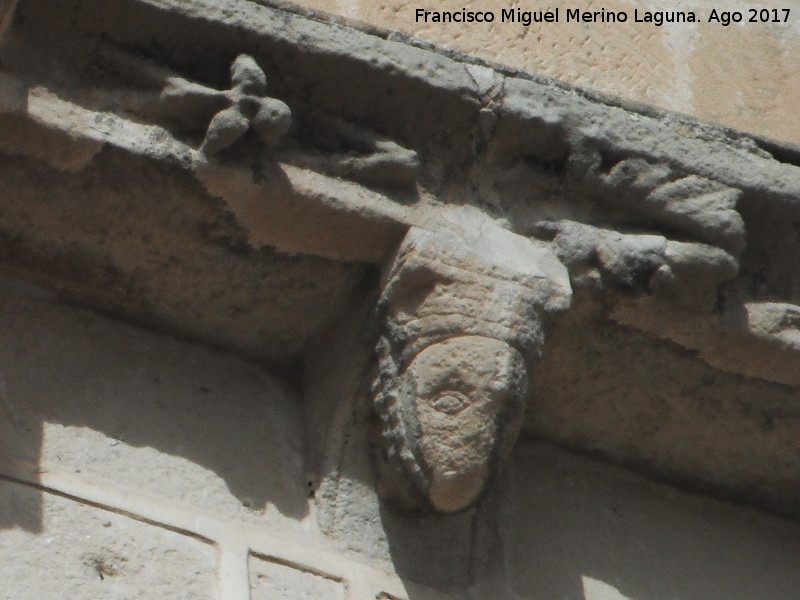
397, 336, 528, 513
373, 222, 571, 513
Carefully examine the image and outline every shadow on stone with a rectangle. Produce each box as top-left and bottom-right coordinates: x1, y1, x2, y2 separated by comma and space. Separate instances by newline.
0, 275, 310, 533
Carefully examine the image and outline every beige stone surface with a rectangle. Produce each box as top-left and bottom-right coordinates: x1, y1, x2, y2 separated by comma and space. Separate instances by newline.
0, 276, 309, 533
249, 555, 345, 599
293, 0, 800, 144
3, 2, 800, 597
372, 221, 570, 513
0, 480, 216, 600
2, 274, 800, 599
471, 444, 800, 599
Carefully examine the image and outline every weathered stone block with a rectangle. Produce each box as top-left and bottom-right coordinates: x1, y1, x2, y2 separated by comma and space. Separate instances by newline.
0, 480, 216, 599
249, 555, 345, 600
0, 277, 309, 532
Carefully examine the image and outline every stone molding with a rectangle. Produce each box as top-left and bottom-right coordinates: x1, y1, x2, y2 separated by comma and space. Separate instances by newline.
0, 454, 431, 600
0, 0, 799, 515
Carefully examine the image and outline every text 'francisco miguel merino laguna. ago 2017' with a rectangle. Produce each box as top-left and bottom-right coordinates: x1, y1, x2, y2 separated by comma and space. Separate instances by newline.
414, 7, 792, 27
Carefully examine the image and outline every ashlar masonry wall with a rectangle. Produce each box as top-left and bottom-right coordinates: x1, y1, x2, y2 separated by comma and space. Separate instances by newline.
2, 1, 800, 597
1, 277, 800, 599
292, 0, 800, 145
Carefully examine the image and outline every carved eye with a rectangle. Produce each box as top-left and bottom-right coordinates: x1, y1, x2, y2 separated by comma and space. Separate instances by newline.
430, 391, 471, 415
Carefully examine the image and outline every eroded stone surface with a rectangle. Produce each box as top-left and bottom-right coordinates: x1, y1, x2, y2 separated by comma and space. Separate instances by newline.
249, 555, 345, 600
372, 222, 570, 512
477, 444, 800, 600
400, 336, 527, 513
93, 46, 292, 156
292, 0, 800, 145
0, 480, 216, 599
0, 276, 309, 531
0, 0, 799, 540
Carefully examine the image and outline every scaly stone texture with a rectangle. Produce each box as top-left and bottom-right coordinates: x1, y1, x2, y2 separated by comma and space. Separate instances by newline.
294, 0, 800, 144
0, 480, 216, 600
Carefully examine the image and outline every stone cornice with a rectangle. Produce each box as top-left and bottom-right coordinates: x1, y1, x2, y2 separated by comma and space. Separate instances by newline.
1, 0, 799, 516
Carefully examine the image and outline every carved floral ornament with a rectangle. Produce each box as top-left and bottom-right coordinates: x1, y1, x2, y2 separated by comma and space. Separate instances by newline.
92, 48, 420, 187
95, 47, 292, 155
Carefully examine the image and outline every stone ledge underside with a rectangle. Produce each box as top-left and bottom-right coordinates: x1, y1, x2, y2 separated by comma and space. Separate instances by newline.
0, 0, 799, 518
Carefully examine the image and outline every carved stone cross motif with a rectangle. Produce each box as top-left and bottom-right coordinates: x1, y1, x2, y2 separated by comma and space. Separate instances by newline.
97, 47, 292, 155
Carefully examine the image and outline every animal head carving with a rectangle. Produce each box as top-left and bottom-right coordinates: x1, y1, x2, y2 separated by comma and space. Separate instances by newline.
373, 223, 571, 513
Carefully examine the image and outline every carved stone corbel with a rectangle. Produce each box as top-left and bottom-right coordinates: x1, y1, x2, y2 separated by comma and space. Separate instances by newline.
372, 220, 571, 513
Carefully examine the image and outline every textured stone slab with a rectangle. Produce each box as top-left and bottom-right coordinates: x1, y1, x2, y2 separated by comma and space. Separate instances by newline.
249, 555, 345, 600
0, 479, 216, 599
0, 276, 309, 532
479, 444, 800, 600
2, 0, 800, 530
290, 0, 800, 146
